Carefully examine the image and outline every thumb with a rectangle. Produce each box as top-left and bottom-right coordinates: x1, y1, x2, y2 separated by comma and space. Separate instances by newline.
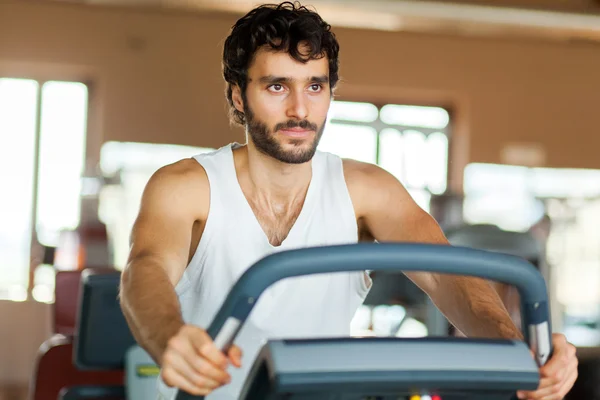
228, 345, 243, 368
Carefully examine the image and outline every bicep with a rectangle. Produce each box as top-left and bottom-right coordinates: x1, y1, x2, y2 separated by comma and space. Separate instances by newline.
353, 164, 448, 292
126, 167, 205, 286
359, 167, 448, 245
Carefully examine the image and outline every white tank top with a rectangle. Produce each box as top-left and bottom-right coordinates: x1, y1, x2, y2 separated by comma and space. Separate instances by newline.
157, 143, 371, 399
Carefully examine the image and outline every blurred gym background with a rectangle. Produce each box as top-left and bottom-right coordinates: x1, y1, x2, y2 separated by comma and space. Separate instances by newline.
2, 0, 600, 398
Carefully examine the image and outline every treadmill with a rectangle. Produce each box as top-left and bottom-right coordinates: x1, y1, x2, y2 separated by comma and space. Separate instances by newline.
173, 242, 552, 400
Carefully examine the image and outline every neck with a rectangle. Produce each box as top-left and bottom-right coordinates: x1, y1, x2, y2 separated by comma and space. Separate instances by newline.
235, 142, 312, 207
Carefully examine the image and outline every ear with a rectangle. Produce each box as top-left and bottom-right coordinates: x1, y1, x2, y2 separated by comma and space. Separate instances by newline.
231, 85, 244, 113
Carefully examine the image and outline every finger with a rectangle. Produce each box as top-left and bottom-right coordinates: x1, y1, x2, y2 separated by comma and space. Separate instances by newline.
520, 385, 560, 400
519, 369, 577, 400
192, 358, 232, 385
516, 377, 560, 400
165, 350, 223, 391
541, 335, 568, 377
168, 332, 231, 385
191, 332, 230, 369
228, 345, 243, 368
538, 374, 564, 388
557, 367, 578, 399
529, 338, 576, 400
538, 357, 564, 381
161, 367, 211, 396
539, 362, 567, 387
537, 391, 564, 400
516, 391, 529, 399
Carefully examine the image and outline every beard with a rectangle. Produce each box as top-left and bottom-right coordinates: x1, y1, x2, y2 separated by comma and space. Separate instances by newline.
244, 103, 326, 164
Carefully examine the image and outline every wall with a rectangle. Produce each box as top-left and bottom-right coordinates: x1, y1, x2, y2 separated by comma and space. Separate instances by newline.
0, 300, 51, 385
2, 0, 600, 173
446, 0, 598, 13
2, 0, 600, 387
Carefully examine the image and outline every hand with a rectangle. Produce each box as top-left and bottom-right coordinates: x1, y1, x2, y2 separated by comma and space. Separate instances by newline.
517, 333, 578, 400
161, 325, 243, 396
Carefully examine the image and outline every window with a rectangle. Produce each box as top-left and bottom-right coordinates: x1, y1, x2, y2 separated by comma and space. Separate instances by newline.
462, 163, 600, 232
318, 100, 451, 213
0, 78, 88, 302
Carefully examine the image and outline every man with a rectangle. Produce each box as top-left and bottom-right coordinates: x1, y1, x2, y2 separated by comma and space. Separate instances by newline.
119, 2, 578, 399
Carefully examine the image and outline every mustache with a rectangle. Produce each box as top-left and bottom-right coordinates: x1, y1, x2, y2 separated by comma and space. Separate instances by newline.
274, 120, 318, 132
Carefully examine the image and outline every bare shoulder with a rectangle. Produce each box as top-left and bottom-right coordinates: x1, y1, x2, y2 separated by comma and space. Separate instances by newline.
341, 158, 412, 216
148, 157, 207, 182
341, 158, 379, 195
341, 158, 397, 184
341, 159, 445, 247
127, 158, 210, 285
140, 157, 209, 220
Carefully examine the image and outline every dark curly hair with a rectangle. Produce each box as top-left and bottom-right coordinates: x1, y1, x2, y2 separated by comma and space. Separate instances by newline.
222, 1, 340, 126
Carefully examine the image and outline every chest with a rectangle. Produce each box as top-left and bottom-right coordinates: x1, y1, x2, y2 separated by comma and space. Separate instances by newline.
247, 199, 304, 247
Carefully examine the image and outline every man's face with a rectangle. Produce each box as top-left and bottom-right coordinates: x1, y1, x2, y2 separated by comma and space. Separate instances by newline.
238, 45, 331, 164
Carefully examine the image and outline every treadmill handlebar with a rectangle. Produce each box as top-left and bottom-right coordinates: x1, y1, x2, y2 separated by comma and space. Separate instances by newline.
175, 243, 552, 400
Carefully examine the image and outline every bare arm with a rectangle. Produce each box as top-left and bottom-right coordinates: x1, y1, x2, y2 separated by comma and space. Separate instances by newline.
345, 160, 522, 340
119, 160, 241, 396
119, 160, 208, 364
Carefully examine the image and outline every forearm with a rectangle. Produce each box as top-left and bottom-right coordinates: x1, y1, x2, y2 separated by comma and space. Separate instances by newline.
431, 274, 523, 340
119, 256, 185, 365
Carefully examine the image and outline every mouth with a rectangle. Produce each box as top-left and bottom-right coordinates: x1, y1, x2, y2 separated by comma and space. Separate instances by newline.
279, 128, 314, 138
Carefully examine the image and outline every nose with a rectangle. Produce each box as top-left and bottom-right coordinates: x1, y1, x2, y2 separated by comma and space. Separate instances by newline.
286, 90, 308, 120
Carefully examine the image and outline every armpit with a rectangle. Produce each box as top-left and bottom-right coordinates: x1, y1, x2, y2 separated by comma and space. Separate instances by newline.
363, 271, 373, 289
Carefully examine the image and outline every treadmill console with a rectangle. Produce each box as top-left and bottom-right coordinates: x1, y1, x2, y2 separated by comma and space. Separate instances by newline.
240, 337, 538, 400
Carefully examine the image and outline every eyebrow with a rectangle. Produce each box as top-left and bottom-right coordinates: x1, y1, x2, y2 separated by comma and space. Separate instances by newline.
257, 75, 329, 85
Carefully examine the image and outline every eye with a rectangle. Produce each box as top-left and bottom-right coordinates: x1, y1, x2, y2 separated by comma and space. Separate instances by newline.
309, 84, 322, 92
269, 84, 284, 92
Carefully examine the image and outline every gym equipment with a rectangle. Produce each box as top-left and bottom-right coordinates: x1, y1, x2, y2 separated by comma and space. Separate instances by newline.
58, 385, 125, 399
125, 344, 161, 400
74, 269, 137, 370
174, 242, 552, 400
28, 268, 125, 400
70, 269, 160, 399
445, 224, 541, 267
354, 269, 447, 337
28, 335, 125, 400
54, 268, 117, 337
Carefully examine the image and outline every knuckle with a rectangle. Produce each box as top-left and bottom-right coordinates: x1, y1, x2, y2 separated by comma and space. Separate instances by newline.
551, 373, 562, 384
195, 376, 217, 390
189, 326, 206, 339
551, 369, 561, 378
161, 350, 174, 366
553, 382, 562, 392
194, 375, 206, 388
167, 336, 182, 351
569, 344, 577, 357
161, 368, 175, 386
190, 386, 209, 396
197, 328, 209, 339
197, 361, 211, 376
200, 342, 213, 355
